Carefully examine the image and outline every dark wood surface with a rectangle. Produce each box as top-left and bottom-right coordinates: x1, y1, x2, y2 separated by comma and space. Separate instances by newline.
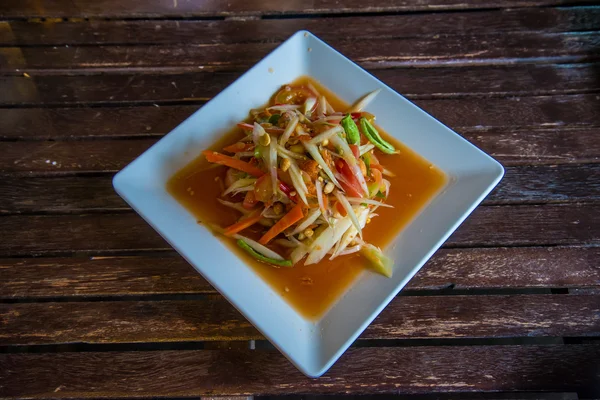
0, 2, 599, 399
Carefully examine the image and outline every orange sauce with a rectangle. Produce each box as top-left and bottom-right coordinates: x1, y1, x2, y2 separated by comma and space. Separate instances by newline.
167, 76, 447, 320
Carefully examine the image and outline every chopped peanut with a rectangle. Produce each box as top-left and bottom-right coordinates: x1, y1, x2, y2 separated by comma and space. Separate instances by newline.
324, 182, 335, 194
259, 133, 271, 146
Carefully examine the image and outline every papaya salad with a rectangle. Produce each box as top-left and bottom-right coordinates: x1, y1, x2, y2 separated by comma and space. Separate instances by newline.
203, 83, 397, 277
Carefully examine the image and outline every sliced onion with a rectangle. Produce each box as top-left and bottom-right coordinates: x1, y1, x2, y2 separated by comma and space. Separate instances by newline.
216, 199, 250, 215
359, 143, 375, 156
290, 242, 309, 265
279, 115, 299, 147
252, 122, 266, 146
334, 190, 362, 238
223, 178, 256, 196
330, 206, 369, 259
308, 125, 343, 145
338, 245, 362, 256
382, 179, 391, 198
268, 104, 300, 112
289, 208, 321, 236
287, 160, 308, 205
305, 215, 354, 265
268, 136, 278, 198
317, 95, 327, 117
315, 179, 326, 216
276, 143, 305, 160
382, 167, 396, 177
303, 142, 340, 188
289, 161, 308, 194
330, 134, 369, 195
348, 89, 381, 113
303, 97, 317, 117
346, 197, 394, 208
313, 115, 343, 124
233, 234, 284, 260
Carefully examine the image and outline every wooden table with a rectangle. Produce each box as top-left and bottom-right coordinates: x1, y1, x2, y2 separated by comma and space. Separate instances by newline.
1, 1, 599, 398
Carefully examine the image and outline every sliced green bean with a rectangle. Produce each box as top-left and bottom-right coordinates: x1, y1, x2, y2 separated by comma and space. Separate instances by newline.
341, 114, 360, 145
237, 240, 293, 267
359, 117, 396, 154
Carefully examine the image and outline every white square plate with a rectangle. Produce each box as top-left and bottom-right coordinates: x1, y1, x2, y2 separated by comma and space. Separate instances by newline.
113, 31, 504, 377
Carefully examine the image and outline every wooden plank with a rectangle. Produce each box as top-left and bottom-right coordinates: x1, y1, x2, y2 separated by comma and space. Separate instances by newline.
1, 246, 598, 299
2, 127, 598, 176
0, 105, 195, 140
0, 204, 597, 256
1, 345, 599, 397
2, 33, 599, 72
1, 164, 598, 215
1, 295, 598, 345
2, 95, 598, 140
2, 7, 599, 46
2, 63, 599, 106
0, 0, 595, 18
487, 164, 600, 204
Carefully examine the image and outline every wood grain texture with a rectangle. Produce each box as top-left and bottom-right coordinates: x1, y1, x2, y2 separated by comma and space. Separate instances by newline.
1, 345, 599, 397
2, 95, 598, 140
2, 7, 599, 46
0, 204, 597, 256
1, 246, 598, 299
1, 0, 597, 17
2, 127, 599, 176
2, 33, 600, 72
1, 164, 598, 215
1, 295, 599, 345
3, 63, 600, 106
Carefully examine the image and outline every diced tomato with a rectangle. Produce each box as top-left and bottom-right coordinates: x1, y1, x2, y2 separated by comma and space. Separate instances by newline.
349, 144, 360, 159
243, 191, 258, 209
254, 174, 273, 203
339, 180, 363, 198
336, 159, 364, 198
334, 200, 347, 217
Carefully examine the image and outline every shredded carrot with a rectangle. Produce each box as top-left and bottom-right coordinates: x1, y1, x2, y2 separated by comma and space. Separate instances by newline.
223, 142, 255, 153
259, 203, 304, 245
223, 208, 263, 236
203, 150, 264, 177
